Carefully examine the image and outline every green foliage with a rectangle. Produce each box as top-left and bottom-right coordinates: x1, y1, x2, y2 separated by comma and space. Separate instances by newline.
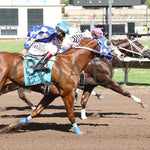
145, 0, 150, 8
63, 13, 69, 17
60, 0, 69, 6
140, 40, 150, 49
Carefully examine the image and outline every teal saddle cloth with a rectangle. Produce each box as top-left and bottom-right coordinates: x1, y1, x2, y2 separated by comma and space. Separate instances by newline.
23, 55, 55, 86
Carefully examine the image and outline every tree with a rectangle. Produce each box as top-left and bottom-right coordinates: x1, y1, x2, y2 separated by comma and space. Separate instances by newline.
144, 0, 150, 8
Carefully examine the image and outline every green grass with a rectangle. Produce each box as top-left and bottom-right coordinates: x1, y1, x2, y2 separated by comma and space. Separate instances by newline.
112, 40, 150, 86
113, 68, 150, 86
0, 41, 24, 53
140, 40, 150, 48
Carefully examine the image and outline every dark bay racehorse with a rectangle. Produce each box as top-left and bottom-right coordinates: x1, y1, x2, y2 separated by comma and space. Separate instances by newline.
87, 37, 150, 100
79, 37, 150, 119
0, 35, 117, 134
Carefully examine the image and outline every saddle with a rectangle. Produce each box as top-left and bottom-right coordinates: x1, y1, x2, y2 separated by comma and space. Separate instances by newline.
23, 54, 55, 95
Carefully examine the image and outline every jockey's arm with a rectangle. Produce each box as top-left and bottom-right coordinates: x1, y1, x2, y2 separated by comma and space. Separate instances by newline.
60, 36, 72, 52
23, 26, 57, 55
22, 49, 28, 56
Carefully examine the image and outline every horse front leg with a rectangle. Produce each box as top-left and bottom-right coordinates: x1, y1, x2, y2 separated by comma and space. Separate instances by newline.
102, 79, 148, 108
80, 85, 95, 120
62, 91, 82, 134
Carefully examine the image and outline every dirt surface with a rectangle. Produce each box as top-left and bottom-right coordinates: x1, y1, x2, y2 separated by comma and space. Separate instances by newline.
0, 87, 150, 150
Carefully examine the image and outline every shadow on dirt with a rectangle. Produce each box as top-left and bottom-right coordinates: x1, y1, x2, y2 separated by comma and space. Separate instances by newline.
1, 111, 143, 120
3, 105, 67, 111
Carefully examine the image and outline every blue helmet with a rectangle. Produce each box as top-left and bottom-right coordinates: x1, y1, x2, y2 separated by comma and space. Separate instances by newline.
56, 22, 69, 35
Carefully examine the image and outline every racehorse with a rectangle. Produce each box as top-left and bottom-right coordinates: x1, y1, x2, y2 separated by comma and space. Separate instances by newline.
88, 36, 150, 100
79, 36, 150, 119
15, 36, 150, 119
6, 36, 149, 121
0, 34, 119, 134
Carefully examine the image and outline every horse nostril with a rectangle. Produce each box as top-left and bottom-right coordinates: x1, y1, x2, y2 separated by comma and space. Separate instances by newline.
121, 54, 125, 58
119, 54, 125, 60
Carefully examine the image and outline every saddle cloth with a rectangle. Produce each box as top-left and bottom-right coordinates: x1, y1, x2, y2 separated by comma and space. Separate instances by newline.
23, 55, 55, 86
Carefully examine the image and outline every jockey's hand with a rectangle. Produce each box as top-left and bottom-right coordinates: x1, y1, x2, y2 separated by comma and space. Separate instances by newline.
22, 49, 28, 57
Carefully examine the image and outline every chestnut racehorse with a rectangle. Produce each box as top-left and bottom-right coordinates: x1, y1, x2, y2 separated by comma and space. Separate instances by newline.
0, 35, 117, 134
16, 37, 150, 120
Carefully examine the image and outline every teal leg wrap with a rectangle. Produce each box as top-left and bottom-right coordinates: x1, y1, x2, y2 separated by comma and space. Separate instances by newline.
19, 116, 32, 124
73, 123, 82, 135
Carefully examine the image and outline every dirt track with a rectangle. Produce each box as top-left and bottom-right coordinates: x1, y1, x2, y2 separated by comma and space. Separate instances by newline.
0, 86, 150, 150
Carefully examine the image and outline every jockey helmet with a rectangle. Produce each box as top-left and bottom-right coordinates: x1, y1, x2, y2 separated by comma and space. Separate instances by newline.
91, 28, 103, 36
56, 22, 69, 35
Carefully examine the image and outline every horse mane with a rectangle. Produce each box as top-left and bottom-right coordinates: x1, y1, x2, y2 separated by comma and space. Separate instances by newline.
112, 39, 128, 45
58, 37, 93, 56
78, 38, 92, 46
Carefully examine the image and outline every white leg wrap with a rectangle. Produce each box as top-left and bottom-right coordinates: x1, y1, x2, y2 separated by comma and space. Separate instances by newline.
91, 91, 96, 96
81, 109, 87, 120
131, 95, 141, 103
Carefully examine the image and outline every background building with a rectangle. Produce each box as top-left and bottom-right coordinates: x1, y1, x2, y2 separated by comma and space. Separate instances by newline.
0, 0, 64, 38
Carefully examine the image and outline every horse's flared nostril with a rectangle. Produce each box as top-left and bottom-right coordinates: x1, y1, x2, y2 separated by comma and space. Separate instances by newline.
119, 54, 125, 60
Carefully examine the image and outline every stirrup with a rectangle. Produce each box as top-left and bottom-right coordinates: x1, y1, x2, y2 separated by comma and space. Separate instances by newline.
34, 66, 50, 72
43, 81, 51, 95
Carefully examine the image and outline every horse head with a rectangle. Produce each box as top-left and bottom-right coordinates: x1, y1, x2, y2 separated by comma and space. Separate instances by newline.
91, 34, 125, 60
113, 36, 150, 59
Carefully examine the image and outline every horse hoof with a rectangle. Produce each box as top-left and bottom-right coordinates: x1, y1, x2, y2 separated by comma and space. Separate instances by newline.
0, 120, 21, 134
141, 103, 149, 108
81, 116, 87, 120
97, 95, 104, 100
31, 106, 36, 110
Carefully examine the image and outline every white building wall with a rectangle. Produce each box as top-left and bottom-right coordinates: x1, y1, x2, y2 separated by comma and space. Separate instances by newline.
18, 7, 28, 38
0, 0, 63, 38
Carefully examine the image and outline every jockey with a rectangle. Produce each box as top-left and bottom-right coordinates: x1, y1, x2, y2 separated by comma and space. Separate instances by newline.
61, 28, 104, 52
22, 22, 69, 71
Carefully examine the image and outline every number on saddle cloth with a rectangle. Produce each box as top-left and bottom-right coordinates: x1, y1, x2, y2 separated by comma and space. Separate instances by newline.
23, 55, 55, 87
94, 35, 114, 59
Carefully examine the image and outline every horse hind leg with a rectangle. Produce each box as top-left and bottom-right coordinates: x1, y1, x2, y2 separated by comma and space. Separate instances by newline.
17, 88, 36, 110
0, 94, 56, 134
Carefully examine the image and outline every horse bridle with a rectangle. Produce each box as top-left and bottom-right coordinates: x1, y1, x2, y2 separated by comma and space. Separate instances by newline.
75, 37, 114, 60
118, 39, 148, 57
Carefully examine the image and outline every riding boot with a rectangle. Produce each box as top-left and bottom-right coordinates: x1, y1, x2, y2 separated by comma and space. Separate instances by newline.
79, 73, 85, 85
34, 52, 52, 71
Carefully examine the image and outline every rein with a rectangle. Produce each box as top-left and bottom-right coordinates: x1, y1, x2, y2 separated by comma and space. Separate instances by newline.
118, 46, 143, 56
75, 46, 113, 60
75, 37, 114, 60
